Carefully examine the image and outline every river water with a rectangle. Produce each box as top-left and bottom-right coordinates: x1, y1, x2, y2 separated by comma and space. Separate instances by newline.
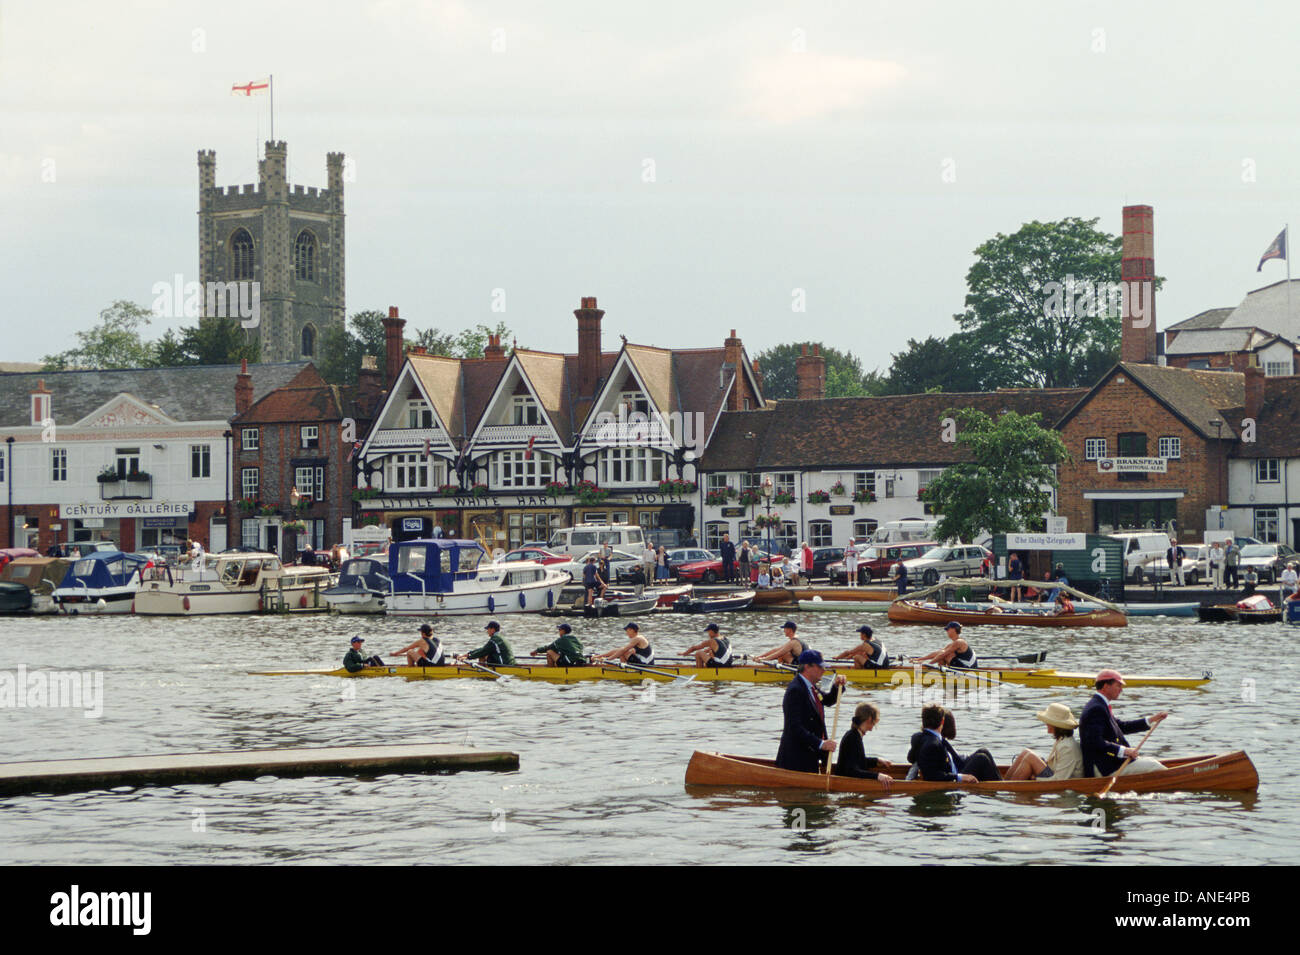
0, 608, 1293, 865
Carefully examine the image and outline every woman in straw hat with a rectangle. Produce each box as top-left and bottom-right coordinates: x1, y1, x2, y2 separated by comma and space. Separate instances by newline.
1005, 702, 1084, 781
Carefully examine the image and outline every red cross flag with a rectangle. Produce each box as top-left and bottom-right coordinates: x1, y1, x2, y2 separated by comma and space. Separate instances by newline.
231, 78, 270, 97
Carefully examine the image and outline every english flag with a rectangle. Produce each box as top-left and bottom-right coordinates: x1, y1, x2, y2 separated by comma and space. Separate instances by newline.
525, 435, 536, 460
1257, 227, 1287, 271
231, 78, 270, 97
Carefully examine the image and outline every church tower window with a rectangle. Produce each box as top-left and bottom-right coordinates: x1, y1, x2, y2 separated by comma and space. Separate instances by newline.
294, 230, 316, 282
230, 229, 255, 280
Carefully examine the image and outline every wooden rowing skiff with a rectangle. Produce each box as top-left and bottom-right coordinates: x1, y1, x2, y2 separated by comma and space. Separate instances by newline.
888, 598, 1127, 627
683, 750, 1258, 795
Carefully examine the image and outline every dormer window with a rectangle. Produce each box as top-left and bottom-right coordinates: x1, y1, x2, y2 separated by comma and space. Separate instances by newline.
619, 391, 649, 415
511, 395, 540, 426
406, 401, 433, 429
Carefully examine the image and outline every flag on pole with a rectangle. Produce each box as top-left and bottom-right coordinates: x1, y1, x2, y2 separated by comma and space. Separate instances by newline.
345, 441, 362, 463
423, 437, 432, 459
231, 78, 270, 97
525, 435, 536, 460
1257, 228, 1287, 271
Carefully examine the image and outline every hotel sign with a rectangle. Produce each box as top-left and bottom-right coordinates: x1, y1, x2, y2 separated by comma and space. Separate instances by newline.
1097, 457, 1167, 474
61, 501, 194, 519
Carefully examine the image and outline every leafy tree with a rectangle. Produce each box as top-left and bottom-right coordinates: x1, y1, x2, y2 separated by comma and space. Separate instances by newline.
755, 342, 883, 399
43, 301, 156, 370
317, 310, 388, 385
179, 318, 259, 365
956, 217, 1126, 388
881, 334, 1000, 394
921, 408, 1069, 543
150, 329, 189, 368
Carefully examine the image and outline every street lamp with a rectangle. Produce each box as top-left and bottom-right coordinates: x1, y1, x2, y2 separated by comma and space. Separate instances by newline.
1209, 418, 1224, 505
760, 476, 774, 566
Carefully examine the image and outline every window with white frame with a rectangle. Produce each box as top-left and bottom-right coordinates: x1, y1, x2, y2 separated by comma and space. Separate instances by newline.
852, 519, 878, 541
51, 448, 67, 482
489, 450, 554, 488
241, 468, 259, 499
294, 466, 326, 501
191, 444, 211, 478
241, 518, 260, 549
1084, 438, 1108, 460
1257, 459, 1280, 483
775, 521, 798, 553
740, 472, 762, 493
242, 428, 259, 451
619, 391, 650, 415
704, 522, 729, 549
386, 453, 440, 491
1157, 436, 1181, 459
511, 395, 541, 426
809, 520, 833, 547
115, 447, 140, 477
301, 426, 319, 449
774, 472, 796, 497
853, 472, 875, 496
706, 473, 731, 494
917, 469, 943, 490
407, 401, 433, 429
1254, 507, 1280, 543
598, 447, 665, 485
1265, 361, 1290, 377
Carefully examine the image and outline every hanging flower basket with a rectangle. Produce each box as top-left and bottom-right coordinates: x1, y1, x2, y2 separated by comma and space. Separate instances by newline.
545, 481, 570, 499
807, 490, 831, 505
658, 478, 697, 497
282, 520, 308, 534
753, 512, 783, 530
830, 481, 846, 497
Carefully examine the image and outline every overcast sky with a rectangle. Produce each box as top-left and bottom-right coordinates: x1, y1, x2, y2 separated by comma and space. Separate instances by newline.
4, 1, 1300, 372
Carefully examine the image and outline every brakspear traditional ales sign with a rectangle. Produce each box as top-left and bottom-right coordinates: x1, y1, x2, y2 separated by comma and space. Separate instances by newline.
60, 501, 194, 519
1096, 457, 1167, 474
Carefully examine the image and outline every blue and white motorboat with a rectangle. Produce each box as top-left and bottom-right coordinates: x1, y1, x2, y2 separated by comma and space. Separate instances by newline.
323, 556, 392, 614
52, 551, 152, 614
386, 538, 569, 616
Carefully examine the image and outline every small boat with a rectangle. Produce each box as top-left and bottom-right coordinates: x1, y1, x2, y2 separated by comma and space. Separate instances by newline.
322, 556, 391, 614
134, 552, 334, 615
672, 590, 756, 614
751, 587, 796, 607
386, 538, 568, 616
1197, 601, 1283, 624
0, 557, 70, 614
683, 750, 1258, 795
52, 551, 151, 614
584, 592, 659, 617
943, 600, 1198, 618
645, 583, 693, 607
791, 586, 897, 602
888, 598, 1127, 628
797, 599, 893, 612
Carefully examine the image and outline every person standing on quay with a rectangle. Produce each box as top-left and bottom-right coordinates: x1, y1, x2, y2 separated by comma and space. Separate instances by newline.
720, 532, 736, 583
738, 540, 752, 584
1225, 540, 1241, 589
1209, 540, 1225, 591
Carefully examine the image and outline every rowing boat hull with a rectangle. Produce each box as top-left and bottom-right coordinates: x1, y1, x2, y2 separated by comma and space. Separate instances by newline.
250, 662, 1209, 688
792, 586, 896, 602
683, 751, 1258, 795
797, 599, 893, 612
888, 600, 1127, 627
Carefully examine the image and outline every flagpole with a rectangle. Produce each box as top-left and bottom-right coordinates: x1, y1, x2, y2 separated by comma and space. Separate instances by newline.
1287, 224, 1292, 325
270, 74, 274, 142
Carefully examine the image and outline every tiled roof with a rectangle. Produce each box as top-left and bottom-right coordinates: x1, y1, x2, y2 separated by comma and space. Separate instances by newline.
1166, 307, 1234, 332
699, 389, 1087, 471
1116, 362, 1245, 439
0, 362, 311, 427
233, 367, 344, 424
1231, 376, 1300, 458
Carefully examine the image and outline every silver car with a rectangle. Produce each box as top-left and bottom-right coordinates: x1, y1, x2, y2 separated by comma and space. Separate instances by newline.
891, 544, 991, 587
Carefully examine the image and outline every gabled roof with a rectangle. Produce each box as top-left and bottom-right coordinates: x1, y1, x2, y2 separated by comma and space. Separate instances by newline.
1057, 362, 1245, 440
0, 362, 311, 427
1166, 307, 1234, 332
1231, 375, 1300, 458
406, 354, 468, 440
700, 389, 1087, 471
1165, 326, 1291, 356
513, 350, 572, 441
233, 366, 345, 424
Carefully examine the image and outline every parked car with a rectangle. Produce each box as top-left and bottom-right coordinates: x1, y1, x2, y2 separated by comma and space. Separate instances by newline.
890, 544, 992, 587
553, 548, 646, 584
667, 548, 716, 566
827, 542, 936, 584
1132, 551, 1200, 585
1236, 543, 1299, 583
807, 546, 843, 579
676, 550, 776, 584
499, 547, 569, 566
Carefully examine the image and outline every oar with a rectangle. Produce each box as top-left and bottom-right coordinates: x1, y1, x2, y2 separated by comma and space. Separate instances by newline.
917, 660, 1018, 689
1098, 720, 1161, 795
980, 651, 1047, 665
825, 687, 844, 791
462, 660, 512, 681
608, 659, 696, 684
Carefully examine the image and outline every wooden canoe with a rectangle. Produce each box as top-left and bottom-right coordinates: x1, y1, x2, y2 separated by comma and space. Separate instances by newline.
792, 586, 897, 602
888, 599, 1127, 628
1197, 603, 1282, 624
751, 587, 796, 606
684, 750, 1258, 795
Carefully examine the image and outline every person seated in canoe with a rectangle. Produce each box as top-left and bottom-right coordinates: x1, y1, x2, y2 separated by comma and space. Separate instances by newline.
832, 624, 891, 669
343, 636, 384, 673
392, 622, 446, 667
1024, 585, 1043, 605
752, 620, 807, 666
456, 620, 516, 667
914, 621, 978, 669
683, 622, 733, 667
906, 703, 979, 784
533, 622, 586, 667
1005, 702, 1083, 781
834, 702, 896, 788
1080, 669, 1168, 778
939, 708, 1001, 781
591, 621, 654, 666
1052, 591, 1075, 615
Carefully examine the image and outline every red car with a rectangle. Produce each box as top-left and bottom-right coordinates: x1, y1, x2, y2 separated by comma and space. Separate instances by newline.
676, 551, 775, 584
499, 547, 569, 566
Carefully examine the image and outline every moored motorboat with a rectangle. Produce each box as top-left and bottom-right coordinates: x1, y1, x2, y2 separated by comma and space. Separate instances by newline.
134, 552, 334, 615
322, 556, 391, 614
683, 750, 1258, 795
0, 556, 70, 614
584, 592, 659, 617
52, 551, 150, 614
1197, 594, 1283, 624
672, 590, 756, 614
797, 599, 893, 612
386, 538, 568, 616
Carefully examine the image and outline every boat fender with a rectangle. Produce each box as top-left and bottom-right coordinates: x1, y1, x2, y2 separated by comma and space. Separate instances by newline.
183, 596, 190, 611
547, 590, 554, 609
300, 594, 308, 608
488, 596, 495, 613
518, 592, 526, 609
257, 596, 263, 612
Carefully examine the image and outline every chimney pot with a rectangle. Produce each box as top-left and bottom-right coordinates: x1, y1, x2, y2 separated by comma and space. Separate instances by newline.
388, 306, 399, 319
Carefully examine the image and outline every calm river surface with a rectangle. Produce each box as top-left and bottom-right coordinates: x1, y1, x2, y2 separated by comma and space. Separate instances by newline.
0, 608, 1293, 865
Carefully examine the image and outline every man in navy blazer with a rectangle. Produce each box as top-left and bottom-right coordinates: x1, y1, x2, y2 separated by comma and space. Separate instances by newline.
907, 703, 978, 783
1079, 669, 1168, 777
775, 650, 847, 773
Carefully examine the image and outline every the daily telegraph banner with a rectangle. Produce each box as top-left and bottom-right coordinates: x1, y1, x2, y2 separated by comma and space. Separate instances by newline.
1006, 532, 1088, 550
60, 501, 194, 519
1096, 457, 1168, 474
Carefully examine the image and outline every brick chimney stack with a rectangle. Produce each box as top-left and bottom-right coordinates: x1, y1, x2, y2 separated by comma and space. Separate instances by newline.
234, 359, 253, 415
575, 296, 604, 401
722, 329, 747, 410
1244, 364, 1266, 422
382, 306, 406, 390
483, 333, 507, 362
29, 378, 51, 426
751, 359, 764, 396
1120, 204, 1157, 364
357, 355, 382, 417
795, 344, 826, 400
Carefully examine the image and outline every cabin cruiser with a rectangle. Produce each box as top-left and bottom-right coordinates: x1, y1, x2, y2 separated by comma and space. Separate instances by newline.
52, 551, 151, 614
386, 538, 568, 616
133, 551, 334, 615
322, 556, 391, 614
0, 557, 71, 614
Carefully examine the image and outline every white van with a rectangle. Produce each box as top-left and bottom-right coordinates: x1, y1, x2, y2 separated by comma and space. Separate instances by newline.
546, 523, 647, 557
871, 519, 939, 544
1109, 531, 1172, 583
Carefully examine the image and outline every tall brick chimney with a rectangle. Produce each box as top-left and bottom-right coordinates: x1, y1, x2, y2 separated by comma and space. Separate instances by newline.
29, 378, 51, 426
722, 329, 746, 410
796, 344, 826, 400
751, 358, 764, 397
383, 306, 406, 390
1244, 364, 1266, 422
483, 333, 507, 362
575, 296, 603, 400
357, 355, 382, 417
234, 359, 253, 415
1120, 204, 1157, 364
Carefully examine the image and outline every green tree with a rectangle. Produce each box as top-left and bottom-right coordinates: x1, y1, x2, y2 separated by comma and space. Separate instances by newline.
317, 310, 391, 385
882, 333, 1001, 394
922, 407, 1069, 543
755, 343, 882, 399
179, 318, 259, 365
43, 301, 156, 370
956, 217, 1127, 388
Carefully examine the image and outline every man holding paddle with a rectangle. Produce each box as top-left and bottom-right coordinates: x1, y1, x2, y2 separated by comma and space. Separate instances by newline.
775, 649, 847, 773
1080, 669, 1168, 777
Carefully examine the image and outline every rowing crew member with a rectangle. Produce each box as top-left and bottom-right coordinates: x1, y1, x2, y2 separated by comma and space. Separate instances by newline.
683, 622, 733, 667
534, 622, 586, 667
752, 620, 806, 666
393, 622, 445, 667
832, 624, 890, 669
834, 702, 895, 788
1080, 669, 1168, 777
914, 620, 977, 669
775, 650, 847, 773
456, 620, 516, 666
591, 621, 654, 665
343, 635, 384, 673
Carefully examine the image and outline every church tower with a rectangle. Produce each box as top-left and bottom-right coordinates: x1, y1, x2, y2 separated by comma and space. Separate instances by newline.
198, 142, 345, 362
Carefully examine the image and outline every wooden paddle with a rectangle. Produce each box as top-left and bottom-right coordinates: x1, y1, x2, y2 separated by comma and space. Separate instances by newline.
825, 685, 843, 791
1099, 719, 1161, 795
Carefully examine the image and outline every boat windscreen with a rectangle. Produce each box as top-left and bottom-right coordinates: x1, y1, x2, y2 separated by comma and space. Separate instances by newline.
458, 548, 483, 572
72, 558, 97, 577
